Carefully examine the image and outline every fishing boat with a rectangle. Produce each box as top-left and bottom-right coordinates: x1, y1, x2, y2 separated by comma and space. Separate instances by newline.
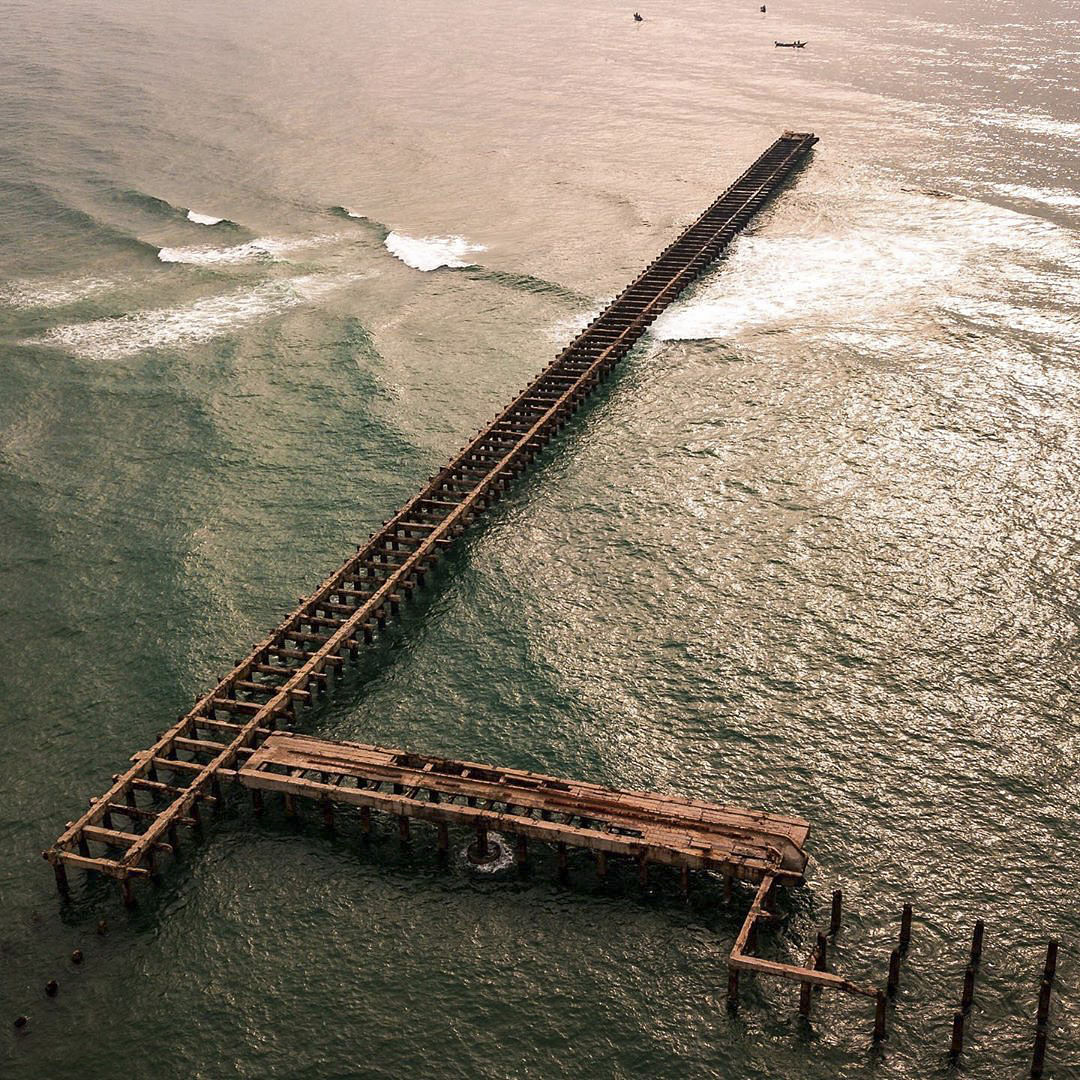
774, 40, 807, 48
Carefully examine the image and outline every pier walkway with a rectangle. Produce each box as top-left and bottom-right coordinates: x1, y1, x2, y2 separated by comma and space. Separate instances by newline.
45, 131, 819, 903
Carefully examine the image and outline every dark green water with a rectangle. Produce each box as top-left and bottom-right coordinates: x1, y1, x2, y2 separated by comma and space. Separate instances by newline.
2, 0, 1078, 1076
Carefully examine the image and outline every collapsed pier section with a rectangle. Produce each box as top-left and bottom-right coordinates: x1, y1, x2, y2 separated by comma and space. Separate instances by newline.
239, 733, 811, 884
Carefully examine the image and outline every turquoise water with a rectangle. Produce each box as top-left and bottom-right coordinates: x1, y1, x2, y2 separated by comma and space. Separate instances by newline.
2, 0, 1078, 1076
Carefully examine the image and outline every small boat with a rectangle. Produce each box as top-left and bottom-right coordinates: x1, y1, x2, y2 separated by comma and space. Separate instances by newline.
774, 40, 807, 48
633, 12, 643, 21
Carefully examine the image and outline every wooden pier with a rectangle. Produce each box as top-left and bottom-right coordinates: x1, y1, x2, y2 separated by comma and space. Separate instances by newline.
44, 131, 819, 902
238, 733, 811, 884
31, 132, 1070, 1071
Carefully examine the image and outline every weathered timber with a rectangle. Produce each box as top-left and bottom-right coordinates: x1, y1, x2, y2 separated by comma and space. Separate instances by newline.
44, 131, 819, 896
239, 733, 810, 883
728, 875, 877, 1022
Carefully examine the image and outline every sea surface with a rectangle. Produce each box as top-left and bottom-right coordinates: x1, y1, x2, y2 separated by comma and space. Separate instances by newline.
1, 1, 1078, 1076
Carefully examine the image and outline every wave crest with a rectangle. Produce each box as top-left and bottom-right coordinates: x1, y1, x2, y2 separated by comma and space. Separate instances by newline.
384, 231, 486, 271
157, 234, 339, 265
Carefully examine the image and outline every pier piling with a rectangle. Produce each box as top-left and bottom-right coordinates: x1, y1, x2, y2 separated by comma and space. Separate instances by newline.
1031, 941, 1058, 1078
899, 904, 913, 955
829, 889, 842, 937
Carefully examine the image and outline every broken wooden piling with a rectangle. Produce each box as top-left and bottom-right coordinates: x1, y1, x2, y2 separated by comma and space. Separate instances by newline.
1031, 940, 1058, 1078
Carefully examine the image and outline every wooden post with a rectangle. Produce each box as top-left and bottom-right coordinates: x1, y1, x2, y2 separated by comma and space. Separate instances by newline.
799, 979, 812, 1017
251, 789, 263, 815
283, 793, 296, 817
120, 878, 135, 908
1043, 940, 1058, 982
727, 967, 739, 1012
949, 1010, 965, 1059
557, 842, 568, 883
970, 920, 984, 967
815, 933, 828, 972
596, 850, 608, 880
475, 822, 488, 860
961, 965, 975, 1013
638, 855, 649, 889
872, 990, 887, 1041
829, 889, 842, 936
515, 834, 527, 867
680, 865, 689, 899
321, 799, 334, 830
52, 859, 69, 896
359, 806, 371, 836
436, 821, 449, 855
899, 904, 913, 954
724, 873, 733, 901
1031, 940, 1058, 1078
398, 815, 409, 844
887, 949, 901, 995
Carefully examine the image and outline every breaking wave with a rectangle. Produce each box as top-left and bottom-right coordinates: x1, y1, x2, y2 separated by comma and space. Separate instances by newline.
114, 190, 237, 228
157, 234, 339, 265
186, 210, 226, 226
384, 231, 486, 271
332, 206, 390, 239
38, 274, 362, 360
652, 187, 1080, 346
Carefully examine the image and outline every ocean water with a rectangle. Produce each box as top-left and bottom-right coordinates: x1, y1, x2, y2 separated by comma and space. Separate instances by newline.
1, 0, 1078, 1076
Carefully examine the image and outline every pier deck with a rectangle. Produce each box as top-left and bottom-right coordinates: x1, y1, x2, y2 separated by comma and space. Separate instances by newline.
45, 131, 819, 901
239, 733, 811, 884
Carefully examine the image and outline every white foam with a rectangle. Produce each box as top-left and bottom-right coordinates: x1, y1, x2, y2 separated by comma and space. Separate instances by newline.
989, 183, 1080, 211
0, 276, 118, 308
545, 310, 601, 345
344, 209, 365, 219
652, 187, 1079, 346
653, 228, 959, 342
39, 274, 360, 360
384, 231, 486, 271
158, 233, 338, 265
186, 210, 224, 226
